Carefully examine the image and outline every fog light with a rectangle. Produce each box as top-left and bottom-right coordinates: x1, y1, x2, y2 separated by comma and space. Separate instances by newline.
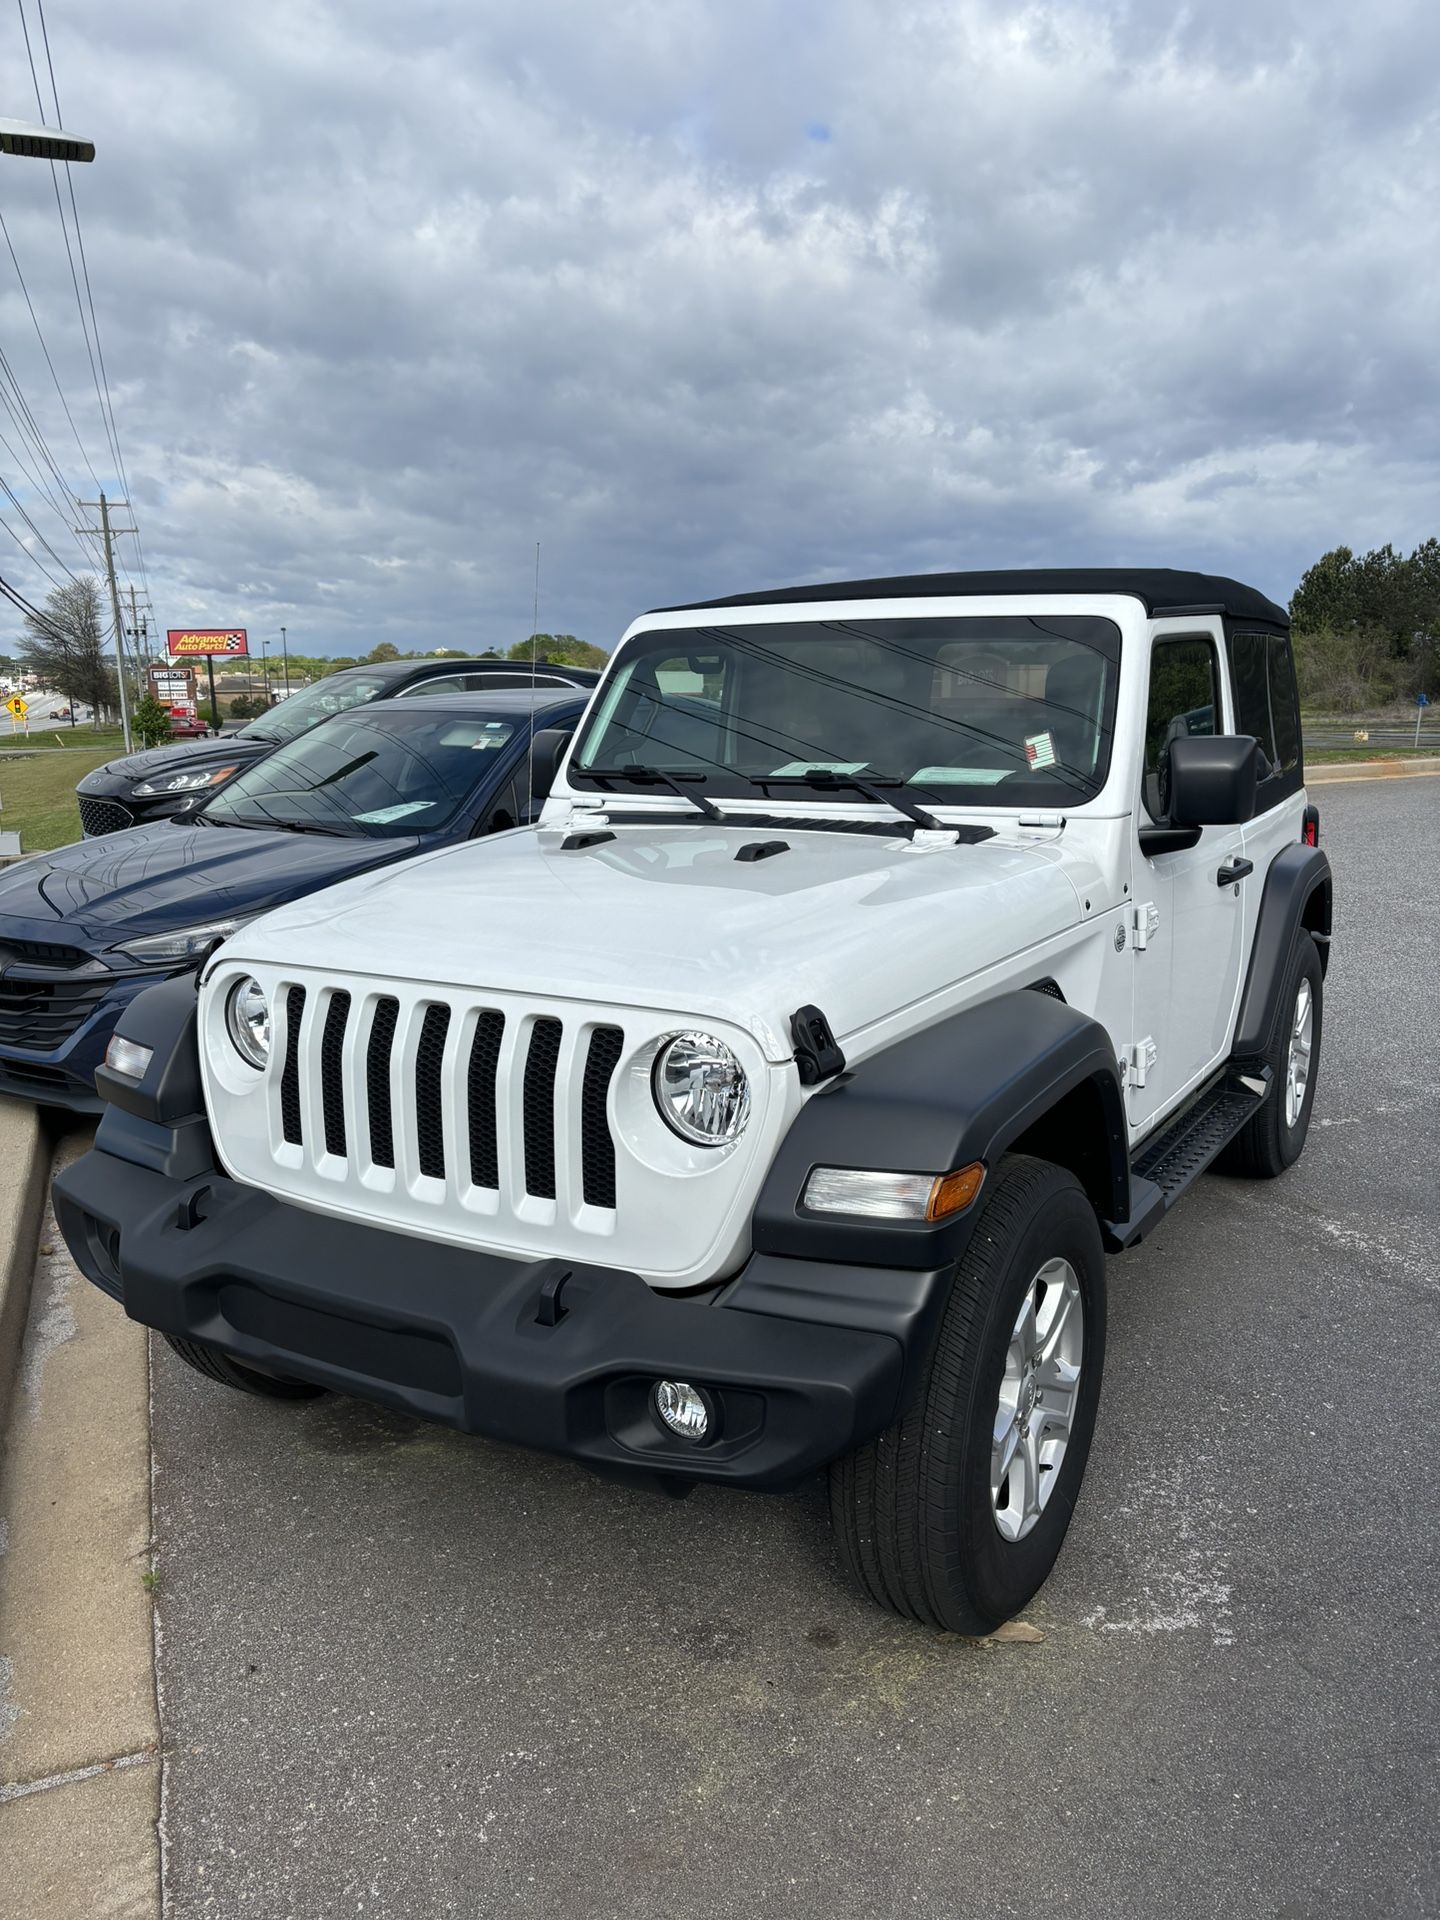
653, 1379, 711, 1441
105, 1034, 153, 1081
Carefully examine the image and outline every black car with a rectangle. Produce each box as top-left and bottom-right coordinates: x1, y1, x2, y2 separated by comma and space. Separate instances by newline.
75, 656, 599, 834
0, 689, 584, 1111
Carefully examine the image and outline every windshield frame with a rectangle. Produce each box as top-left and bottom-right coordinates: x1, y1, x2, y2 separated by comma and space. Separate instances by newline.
566, 612, 1123, 812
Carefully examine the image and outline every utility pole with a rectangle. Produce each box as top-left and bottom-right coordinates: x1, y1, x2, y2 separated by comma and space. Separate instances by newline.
77, 492, 134, 752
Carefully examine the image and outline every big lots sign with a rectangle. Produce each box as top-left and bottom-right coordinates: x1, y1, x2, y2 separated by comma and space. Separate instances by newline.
167, 628, 249, 657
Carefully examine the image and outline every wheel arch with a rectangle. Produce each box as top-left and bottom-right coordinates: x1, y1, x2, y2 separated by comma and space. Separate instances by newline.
752, 989, 1129, 1272
1233, 843, 1333, 1057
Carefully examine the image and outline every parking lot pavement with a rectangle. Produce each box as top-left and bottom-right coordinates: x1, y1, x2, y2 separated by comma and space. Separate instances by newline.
148, 780, 1438, 1920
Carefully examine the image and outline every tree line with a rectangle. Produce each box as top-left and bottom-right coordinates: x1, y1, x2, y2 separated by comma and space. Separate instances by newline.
1289, 541, 1436, 712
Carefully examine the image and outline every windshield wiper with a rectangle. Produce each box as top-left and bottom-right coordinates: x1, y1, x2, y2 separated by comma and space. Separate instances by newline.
579, 765, 723, 822
755, 772, 944, 832
205, 813, 354, 837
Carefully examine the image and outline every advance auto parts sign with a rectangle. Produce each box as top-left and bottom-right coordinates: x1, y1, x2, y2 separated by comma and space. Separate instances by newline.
167, 628, 249, 658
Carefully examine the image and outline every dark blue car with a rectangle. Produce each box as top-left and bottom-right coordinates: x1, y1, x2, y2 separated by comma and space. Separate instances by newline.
0, 689, 584, 1112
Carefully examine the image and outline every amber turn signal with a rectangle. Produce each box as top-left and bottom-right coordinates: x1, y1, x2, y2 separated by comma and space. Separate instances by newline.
926, 1162, 986, 1220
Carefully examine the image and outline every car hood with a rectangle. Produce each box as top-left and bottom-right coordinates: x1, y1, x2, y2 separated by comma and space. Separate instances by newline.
77, 735, 270, 793
0, 821, 414, 948
226, 819, 1090, 1061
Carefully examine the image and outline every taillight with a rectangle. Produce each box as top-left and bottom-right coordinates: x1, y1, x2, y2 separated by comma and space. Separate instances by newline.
1302, 804, 1320, 848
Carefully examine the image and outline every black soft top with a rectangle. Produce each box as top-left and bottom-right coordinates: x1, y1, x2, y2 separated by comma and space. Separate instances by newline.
653, 567, 1288, 628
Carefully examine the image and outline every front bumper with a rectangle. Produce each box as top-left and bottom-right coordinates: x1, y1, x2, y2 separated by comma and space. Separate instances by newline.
54, 1136, 942, 1490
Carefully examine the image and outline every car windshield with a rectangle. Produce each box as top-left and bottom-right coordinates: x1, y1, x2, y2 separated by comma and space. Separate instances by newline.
202, 709, 521, 837
570, 616, 1121, 807
236, 672, 393, 743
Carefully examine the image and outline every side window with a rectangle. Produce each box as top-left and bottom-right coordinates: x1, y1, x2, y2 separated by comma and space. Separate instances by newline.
475, 777, 522, 834
398, 676, 463, 698
1229, 632, 1276, 767
1228, 629, 1302, 799
1265, 636, 1301, 777
1142, 638, 1219, 822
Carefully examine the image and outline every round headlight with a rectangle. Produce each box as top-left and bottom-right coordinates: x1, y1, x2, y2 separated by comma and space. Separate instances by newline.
652, 1031, 750, 1146
225, 976, 271, 1069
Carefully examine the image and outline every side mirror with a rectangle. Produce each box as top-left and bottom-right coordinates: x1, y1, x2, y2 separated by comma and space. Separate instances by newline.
1168, 735, 1258, 827
525, 727, 574, 803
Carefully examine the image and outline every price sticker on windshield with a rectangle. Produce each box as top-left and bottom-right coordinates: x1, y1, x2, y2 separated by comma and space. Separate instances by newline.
1024, 730, 1055, 769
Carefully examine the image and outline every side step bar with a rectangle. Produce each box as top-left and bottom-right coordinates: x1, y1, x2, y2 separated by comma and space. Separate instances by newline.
1102, 1065, 1272, 1251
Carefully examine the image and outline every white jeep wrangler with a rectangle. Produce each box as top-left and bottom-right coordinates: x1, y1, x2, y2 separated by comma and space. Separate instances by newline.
57, 568, 1332, 1633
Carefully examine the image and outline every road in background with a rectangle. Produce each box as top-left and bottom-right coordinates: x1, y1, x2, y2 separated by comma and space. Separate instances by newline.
147, 780, 1438, 1919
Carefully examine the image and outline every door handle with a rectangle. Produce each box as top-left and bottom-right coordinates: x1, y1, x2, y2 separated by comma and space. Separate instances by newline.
1216, 856, 1253, 887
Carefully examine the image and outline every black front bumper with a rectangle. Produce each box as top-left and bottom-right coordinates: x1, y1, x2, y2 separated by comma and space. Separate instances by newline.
54, 1131, 947, 1490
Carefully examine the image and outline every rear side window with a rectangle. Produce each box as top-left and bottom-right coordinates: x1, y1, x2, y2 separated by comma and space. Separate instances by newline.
1266, 639, 1301, 776
1229, 630, 1302, 801
1141, 637, 1219, 822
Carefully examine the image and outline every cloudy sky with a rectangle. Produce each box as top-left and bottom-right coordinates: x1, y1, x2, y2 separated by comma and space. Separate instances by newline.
2, 0, 1437, 658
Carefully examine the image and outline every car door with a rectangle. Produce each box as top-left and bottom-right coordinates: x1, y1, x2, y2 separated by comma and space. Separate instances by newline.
1129, 631, 1249, 1133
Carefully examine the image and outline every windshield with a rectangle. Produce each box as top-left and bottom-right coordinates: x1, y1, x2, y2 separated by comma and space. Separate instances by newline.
203, 709, 521, 837
236, 672, 393, 743
571, 616, 1120, 807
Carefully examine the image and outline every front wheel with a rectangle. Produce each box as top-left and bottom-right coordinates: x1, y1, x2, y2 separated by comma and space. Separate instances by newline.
829, 1155, 1106, 1635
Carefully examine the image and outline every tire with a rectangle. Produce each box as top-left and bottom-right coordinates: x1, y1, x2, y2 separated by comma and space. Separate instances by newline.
829, 1155, 1106, 1635
161, 1333, 325, 1401
1219, 930, 1323, 1179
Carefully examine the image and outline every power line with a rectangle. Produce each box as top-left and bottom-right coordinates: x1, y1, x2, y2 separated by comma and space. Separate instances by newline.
0, 205, 106, 496
0, 470, 80, 584
30, 0, 153, 613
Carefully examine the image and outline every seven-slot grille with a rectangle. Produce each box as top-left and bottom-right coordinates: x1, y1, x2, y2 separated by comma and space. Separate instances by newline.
280, 983, 626, 1214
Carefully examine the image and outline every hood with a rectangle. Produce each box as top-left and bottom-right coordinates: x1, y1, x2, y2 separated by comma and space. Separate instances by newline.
77, 734, 270, 793
227, 820, 1088, 1060
0, 820, 412, 949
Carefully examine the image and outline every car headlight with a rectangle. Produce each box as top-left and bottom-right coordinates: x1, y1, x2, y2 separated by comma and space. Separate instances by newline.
652, 1031, 750, 1146
112, 917, 250, 965
131, 764, 237, 798
225, 975, 271, 1068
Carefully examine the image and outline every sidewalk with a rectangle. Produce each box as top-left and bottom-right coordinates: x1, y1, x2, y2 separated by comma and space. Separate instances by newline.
0, 1126, 160, 1920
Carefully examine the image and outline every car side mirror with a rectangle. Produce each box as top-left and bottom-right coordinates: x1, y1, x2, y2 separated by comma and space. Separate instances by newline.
526, 727, 574, 803
1167, 735, 1259, 827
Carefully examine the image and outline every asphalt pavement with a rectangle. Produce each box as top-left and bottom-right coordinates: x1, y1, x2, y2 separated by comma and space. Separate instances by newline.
149, 779, 1439, 1920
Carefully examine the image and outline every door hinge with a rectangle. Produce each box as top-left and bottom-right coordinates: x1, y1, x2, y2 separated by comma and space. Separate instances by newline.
1128, 901, 1161, 950
1119, 1038, 1157, 1089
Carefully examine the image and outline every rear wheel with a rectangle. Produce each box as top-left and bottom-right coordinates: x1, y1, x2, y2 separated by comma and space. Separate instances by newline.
161, 1333, 325, 1400
829, 1156, 1106, 1634
1219, 930, 1323, 1178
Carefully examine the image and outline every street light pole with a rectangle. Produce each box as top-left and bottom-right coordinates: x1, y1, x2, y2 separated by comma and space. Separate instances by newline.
280, 625, 290, 694
261, 640, 271, 702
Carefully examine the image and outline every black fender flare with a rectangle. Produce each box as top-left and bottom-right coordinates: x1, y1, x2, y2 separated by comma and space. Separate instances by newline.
91, 971, 217, 1182
1232, 843, 1333, 1058
750, 989, 1129, 1273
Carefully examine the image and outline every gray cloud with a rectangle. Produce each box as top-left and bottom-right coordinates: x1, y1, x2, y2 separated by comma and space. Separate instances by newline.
1, 0, 1436, 656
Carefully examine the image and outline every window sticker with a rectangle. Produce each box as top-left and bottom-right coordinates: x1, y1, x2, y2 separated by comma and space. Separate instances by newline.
352, 801, 438, 824
769, 760, 868, 776
1024, 731, 1056, 770
908, 766, 1011, 786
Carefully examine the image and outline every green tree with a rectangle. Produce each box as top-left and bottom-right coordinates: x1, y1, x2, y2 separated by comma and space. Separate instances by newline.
365, 642, 402, 664
16, 576, 117, 721
132, 693, 173, 748
506, 633, 609, 668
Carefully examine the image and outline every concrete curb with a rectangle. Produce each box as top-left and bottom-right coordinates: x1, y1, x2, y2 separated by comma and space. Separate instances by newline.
1308, 756, 1440, 784
0, 1101, 48, 1435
